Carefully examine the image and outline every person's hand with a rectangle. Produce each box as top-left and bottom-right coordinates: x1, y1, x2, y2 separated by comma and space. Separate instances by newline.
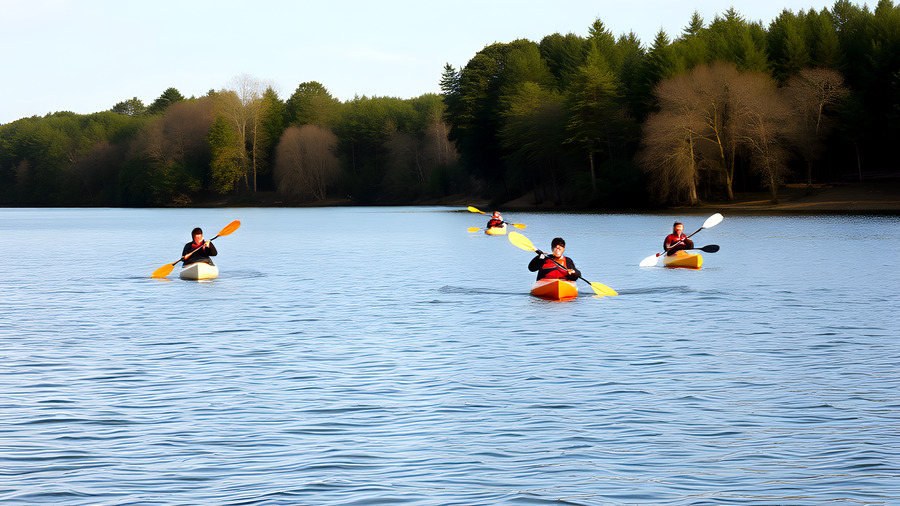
567, 269, 575, 275
204, 241, 210, 247
535, 249, 545, 259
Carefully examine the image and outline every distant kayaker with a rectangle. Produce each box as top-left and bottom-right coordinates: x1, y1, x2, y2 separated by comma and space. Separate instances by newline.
486, 211, 504, 229
528, 237, 581, 281
663, 222, 694, 256
182, 227, 217, 265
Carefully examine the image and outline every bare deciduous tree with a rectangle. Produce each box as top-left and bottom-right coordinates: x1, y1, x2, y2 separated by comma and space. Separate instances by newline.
641, 62, 804, 204
273, 125, 339, 200
217, 74, 275, 191
687, 62, 743, 200
137, 99, 215, 168
783, 68, 849, 184
732, 72, 795, 201
638, 108, 704, 205
422, 103, 457, 170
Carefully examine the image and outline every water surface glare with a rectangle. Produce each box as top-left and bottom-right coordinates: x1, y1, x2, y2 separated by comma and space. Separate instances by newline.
1, 207, 899, 504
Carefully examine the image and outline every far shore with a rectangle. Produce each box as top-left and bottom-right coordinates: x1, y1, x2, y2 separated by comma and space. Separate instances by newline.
488, 178, 900, 214
193, 178, 900, 213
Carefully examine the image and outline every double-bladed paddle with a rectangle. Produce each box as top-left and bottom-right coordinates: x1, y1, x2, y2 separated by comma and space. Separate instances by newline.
151, 220, 241, 278
639, 213, 723, 267
508, 231, 618, 296
466, 206, 526, 231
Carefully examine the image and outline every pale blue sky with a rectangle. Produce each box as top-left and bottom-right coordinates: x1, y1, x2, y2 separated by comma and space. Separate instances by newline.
1, 0, 850, 124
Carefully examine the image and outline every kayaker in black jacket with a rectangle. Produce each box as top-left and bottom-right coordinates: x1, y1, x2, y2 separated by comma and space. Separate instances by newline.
528, 237, 581, 281
182, 227, 217, 266
663, 222, 694, 256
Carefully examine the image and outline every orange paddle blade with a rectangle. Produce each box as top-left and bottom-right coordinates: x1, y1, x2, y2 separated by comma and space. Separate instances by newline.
217, 220, 241, 237
151, 263, 175, 279
467, 206, 486, 214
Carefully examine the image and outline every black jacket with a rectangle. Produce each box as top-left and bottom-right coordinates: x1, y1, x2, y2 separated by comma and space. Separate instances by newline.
182, 241, 217, 265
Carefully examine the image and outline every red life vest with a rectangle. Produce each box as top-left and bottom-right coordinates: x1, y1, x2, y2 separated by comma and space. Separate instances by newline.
665, 233, 686, 247
541, 257, 567, 278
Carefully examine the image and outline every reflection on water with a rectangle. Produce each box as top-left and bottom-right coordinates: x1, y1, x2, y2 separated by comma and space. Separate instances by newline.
1, 208, 899, 504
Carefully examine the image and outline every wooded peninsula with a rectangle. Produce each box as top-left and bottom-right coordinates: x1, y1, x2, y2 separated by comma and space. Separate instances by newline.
2, 2, 898, 209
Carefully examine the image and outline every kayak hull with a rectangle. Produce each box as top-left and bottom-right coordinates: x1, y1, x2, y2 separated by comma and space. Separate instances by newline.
485, 224, 507, 235
180, 261, 219, 280
663, 250, 703, 269
530, 278, 578, 301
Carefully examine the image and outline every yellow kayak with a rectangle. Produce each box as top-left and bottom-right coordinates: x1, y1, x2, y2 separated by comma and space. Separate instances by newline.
180, 261, 219, 280
485, 224, 507, 235
662, 250, 703, 269
530, 278, 578, 301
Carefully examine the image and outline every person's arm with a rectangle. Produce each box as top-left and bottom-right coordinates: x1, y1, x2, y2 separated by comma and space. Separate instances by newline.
528, 253, 545, 272
565, 257, 581, 281
206, 241, 218, 256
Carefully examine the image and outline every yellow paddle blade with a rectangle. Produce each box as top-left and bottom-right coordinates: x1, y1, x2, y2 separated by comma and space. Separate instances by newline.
217, 220, 241, 237
508, 231, 536, 252
467, 227, 482, 232
511, 223, 526, 229
589, 281, 618, 296
151, 263, 175, 279
467, 206, 486, 214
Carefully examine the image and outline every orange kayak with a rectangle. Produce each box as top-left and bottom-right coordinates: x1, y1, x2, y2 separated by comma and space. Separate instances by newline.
530, 278, 578, 301
663, 250, 703, 269
485, 224, 507, 235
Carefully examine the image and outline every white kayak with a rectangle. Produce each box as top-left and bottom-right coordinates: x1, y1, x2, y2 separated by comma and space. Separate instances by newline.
180, 261, 218, 280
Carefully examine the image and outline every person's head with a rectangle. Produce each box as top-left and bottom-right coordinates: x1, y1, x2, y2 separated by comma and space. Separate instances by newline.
673, 222, 684, 235
191, 227, 203, 242
492, 211, 500, 218
550, 237, 565, 257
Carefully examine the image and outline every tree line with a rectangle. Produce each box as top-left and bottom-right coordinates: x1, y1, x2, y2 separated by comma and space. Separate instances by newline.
1, 0, 898, 208
0, 76, 461, 207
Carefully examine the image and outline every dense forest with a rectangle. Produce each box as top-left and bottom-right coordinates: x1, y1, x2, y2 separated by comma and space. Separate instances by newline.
1, 1, 898, 208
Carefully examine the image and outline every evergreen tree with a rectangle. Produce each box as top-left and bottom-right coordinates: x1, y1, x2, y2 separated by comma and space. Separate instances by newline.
146, 87, 185, 116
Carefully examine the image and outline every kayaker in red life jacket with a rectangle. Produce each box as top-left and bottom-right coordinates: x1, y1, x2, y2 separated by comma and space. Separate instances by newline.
486, 211, 504, 229
528, 237, 581, 281
182, 227, 217, 266
663, 222, 694, 256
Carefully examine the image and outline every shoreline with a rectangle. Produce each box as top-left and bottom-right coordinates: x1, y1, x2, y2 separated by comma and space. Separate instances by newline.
701, 179, 900, 213
491, 179, 900, 214
59, 178, 896, 213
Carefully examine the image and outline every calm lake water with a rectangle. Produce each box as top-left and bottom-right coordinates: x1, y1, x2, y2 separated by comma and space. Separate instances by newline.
1, 207, 898, 505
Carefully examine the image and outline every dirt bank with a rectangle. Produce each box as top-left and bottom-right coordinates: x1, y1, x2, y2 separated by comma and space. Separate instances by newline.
705, 179, 900, 213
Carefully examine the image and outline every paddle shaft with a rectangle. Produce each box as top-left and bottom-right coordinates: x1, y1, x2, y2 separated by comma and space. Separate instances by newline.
660, 226, 704, 257
539, 252, 602, 290
181, 235, 220, 262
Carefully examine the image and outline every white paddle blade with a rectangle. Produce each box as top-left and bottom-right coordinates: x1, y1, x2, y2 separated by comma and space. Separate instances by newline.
639, 254, 659, 267
702, 213, 724, 229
